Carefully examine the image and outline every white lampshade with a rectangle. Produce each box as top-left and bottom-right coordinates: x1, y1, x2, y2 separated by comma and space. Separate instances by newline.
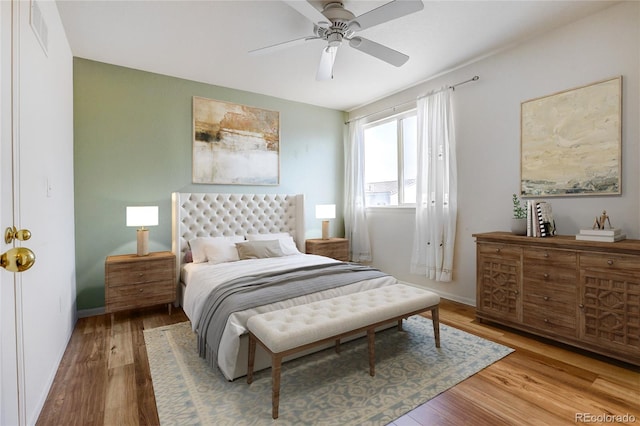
126, 206, 158, 228
315, 204, 336, 220
126, 206, 158, 256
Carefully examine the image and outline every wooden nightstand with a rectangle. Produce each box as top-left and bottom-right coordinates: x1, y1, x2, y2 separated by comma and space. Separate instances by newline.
305, 238, 349, 261
105, 251, 176, 317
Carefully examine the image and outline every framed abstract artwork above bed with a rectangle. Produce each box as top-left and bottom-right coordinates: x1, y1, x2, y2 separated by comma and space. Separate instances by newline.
520, 76, 622, 197
192, 96, 280, 185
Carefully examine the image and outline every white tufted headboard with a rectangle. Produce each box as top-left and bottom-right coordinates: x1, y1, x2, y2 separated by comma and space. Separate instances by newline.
171, 192, 305, 284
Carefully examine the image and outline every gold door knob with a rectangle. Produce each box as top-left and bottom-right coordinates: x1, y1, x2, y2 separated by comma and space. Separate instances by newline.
1, 247, 35, 272
5, 226, 31, 244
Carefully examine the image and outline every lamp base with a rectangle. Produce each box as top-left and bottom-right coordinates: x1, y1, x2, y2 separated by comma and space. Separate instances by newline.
136, 229, 149, 256
321, 220, 330, 240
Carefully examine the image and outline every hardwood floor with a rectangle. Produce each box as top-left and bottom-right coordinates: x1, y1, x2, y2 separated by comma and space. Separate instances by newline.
37, 300, 639, 425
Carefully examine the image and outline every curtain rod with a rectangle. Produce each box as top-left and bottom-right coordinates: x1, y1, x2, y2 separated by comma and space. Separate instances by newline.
345, 75, 480, 125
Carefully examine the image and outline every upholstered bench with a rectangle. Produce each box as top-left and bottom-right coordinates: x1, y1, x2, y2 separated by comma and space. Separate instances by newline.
246, 283, 441, 419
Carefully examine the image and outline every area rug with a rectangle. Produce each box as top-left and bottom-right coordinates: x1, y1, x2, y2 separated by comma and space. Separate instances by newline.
144, 316, 513, 425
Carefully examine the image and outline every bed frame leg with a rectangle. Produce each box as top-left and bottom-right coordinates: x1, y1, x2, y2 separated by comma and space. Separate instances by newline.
431, 306, 441, 348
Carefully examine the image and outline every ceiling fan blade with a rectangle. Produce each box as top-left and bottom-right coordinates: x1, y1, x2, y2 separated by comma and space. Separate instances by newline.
350, 0, 424, 31
249, 36, 320, 55
348, 36, 409, 67
316, 45, 338, 81
283, 0, 330, 26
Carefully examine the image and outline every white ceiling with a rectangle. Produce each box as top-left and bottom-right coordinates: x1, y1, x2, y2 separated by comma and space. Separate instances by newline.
56, 0, 615, 111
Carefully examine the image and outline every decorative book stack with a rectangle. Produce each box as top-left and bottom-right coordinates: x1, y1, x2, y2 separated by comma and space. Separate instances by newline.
575, 228, 626, 242
526, 200, 556, 237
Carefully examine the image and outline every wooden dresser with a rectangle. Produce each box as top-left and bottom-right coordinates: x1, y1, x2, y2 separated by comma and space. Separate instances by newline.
105, 251, 176, 316
474, 232, 639, 366
305, 238, 349, 261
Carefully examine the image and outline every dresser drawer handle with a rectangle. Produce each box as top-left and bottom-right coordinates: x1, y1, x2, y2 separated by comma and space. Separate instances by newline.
544, 252, 549, 258
543, 273, 549, 280
495, 248, 501, 254
607, 259, 614, 266
139, 289, 144, 293
544, 318, 549, 323
543, 296, 549, 301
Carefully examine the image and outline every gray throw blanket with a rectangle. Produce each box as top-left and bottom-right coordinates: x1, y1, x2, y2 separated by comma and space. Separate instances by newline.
196, 262, 389, 368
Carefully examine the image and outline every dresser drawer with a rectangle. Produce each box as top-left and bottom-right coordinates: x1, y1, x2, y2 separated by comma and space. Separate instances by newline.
522, 266, 577, 287
523, 304, 577, 338
477, 243, 521, 260
523, 248, 576, 266
523, 284, 575, 310
579, 253, 640, 273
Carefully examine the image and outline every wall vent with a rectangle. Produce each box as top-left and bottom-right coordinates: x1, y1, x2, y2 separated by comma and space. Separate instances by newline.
30, 0, 49, 56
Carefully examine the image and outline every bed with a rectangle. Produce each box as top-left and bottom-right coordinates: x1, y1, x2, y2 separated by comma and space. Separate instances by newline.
171, 192, 398, 380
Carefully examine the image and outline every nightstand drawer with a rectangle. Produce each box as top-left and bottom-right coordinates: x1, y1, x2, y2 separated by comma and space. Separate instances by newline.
106, 260, 172, 286
106, 281, 174, 312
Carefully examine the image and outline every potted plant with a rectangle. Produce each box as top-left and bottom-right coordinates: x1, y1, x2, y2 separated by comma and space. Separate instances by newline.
511, 193, 527, 235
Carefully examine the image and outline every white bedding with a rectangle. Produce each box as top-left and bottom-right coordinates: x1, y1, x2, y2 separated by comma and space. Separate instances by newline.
182, 253, 398, 380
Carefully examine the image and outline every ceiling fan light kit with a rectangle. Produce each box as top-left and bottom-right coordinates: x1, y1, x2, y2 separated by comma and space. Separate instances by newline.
251, 0, 424, 80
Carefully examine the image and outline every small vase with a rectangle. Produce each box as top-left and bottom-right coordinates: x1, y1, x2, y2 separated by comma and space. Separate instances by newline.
511, 218, 527, 235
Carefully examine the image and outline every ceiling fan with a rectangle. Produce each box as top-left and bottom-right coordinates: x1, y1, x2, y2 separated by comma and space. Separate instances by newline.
249, 0, 424, 80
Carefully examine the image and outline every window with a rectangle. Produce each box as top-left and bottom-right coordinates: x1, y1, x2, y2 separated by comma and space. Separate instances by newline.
363, 111, 417, 206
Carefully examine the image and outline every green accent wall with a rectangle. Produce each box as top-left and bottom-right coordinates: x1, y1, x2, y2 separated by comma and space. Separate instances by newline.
74, 58, 346, 310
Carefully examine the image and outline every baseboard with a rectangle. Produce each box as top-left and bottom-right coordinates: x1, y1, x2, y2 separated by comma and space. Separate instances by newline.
30, 311, 76, 425
437, 291, 475, 307
77, 307, 105, 318
397, 281, 475, 307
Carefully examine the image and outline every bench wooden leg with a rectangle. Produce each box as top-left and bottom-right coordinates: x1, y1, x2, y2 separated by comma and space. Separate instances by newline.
367, 329, 375, 376
272, 355, 282, 419
247, 333, 256, 384
431, 306, 441, 348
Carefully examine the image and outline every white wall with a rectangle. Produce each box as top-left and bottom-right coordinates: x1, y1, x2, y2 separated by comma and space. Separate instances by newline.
349, 2, 640, 305
17, 1, 76, 423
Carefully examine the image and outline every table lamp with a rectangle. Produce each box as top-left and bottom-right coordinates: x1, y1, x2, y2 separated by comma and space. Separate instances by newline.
126, 206, 158, 256
315, 204, 335, 240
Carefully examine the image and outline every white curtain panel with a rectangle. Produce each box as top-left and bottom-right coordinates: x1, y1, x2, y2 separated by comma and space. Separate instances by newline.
344, 118, 372, 262
410, 89, 458, 281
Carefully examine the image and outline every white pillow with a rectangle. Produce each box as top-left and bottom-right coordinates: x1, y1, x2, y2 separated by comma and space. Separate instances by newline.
189, 236, 245, 264
246, 233, 301, 256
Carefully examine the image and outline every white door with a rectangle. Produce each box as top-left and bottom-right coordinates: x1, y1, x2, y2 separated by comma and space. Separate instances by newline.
1, 2, 37, 424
